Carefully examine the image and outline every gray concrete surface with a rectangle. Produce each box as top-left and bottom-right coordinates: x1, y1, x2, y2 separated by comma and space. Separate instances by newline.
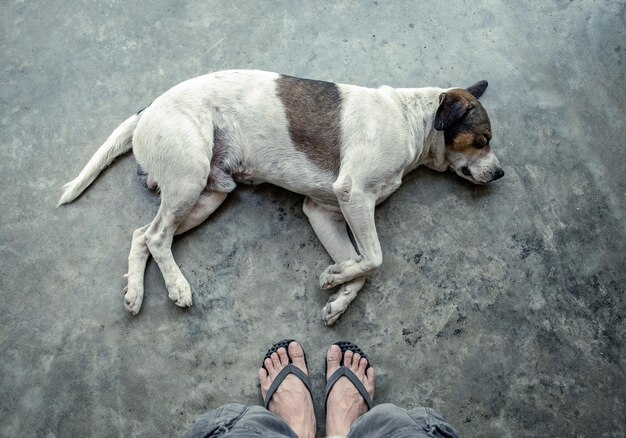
1, 1, 625, 437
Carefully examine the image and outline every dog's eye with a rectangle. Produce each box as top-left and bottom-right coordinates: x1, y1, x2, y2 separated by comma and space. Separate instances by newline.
475, 135, 488, 148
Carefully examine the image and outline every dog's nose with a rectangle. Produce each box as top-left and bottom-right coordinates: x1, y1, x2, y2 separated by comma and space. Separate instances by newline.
492, 168, 505, 181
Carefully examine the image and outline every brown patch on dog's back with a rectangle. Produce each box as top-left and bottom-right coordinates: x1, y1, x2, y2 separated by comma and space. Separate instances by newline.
276, 75, 342, 175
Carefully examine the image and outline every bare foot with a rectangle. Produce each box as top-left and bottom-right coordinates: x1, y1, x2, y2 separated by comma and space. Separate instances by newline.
258, 341, 316, 438
325, 345, 375, 437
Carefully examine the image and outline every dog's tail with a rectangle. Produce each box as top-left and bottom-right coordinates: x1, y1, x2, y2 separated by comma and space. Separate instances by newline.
58, 112, 141, 206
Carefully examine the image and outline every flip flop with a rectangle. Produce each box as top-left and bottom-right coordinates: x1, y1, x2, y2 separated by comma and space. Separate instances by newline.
262, 339, 314, 409
325, 341, 373, 410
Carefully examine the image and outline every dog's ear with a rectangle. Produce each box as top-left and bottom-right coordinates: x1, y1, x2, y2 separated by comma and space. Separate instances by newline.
434, 92, 471, 131
467, 80, 488, 99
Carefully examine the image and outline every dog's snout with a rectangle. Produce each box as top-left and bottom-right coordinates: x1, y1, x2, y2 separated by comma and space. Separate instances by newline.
492, 168, 505, 181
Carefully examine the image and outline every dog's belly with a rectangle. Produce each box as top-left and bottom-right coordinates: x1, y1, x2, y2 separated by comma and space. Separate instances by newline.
232, 141, 339, 204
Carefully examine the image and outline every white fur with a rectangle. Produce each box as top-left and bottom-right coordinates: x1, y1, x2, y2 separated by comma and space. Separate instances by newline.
58, 69, 501, 324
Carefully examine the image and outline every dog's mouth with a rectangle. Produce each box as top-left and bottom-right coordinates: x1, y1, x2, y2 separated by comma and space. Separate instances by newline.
454, 165, 505, 184
454, 165, 483, 184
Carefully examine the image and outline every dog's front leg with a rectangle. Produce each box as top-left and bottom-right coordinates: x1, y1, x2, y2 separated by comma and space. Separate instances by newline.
303, 197, 366, 325
319, 177, 382, 289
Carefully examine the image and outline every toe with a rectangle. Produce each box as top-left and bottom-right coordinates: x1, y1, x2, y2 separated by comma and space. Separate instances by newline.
366, 366, 375, 383
258, 366, 268, 381
288, 341, 307, 374
264, 358, 275, 377
358, 357, 368, 376
271, 352, 282, 371
351, 353, 361, 372
277, 347, 289, 367
344, 350, 354, 369
258, 367, 269, 391
176, 296, 192, 308
326, 344, 342, 379
320, 272, 335, 289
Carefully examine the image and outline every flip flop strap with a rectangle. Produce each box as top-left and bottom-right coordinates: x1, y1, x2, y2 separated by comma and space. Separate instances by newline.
325, 366, 372, 410
264, 364, 313, 409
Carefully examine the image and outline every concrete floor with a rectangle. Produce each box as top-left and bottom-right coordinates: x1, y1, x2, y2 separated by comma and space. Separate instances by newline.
1, 1, 625, 437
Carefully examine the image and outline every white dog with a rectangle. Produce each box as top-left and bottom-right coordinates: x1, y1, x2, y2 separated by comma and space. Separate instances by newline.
59, 69, 504, 325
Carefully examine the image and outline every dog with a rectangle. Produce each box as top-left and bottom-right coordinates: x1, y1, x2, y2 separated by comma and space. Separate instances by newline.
59, 69, 504, 325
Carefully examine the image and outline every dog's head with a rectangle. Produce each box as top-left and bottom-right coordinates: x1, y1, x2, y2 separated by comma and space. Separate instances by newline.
434, 81, 504, 184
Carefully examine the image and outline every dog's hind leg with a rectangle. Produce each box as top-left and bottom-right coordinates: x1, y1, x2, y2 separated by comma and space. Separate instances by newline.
126, 104, 237, 310
124, 224, 150, 314
142, 172, 211, 308
302, 197, 366, 325
122, 190, 228, 314
175, 190, 228, 235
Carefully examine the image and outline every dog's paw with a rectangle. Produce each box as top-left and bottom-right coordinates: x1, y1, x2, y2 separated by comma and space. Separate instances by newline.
323, 303, 345, 326
319, 264, 342, 289
323, 290, 351, 325
319, 272, 335, 290
123, 284, 143, 315
167, 278, 193, 308
322, 276, 366, 325
320, 258, 366, 289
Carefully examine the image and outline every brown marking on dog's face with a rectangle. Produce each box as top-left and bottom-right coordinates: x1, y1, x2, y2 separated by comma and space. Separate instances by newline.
447, 130, 493, 156
435, 88, 492, 154
435, 89, 475, 131
276, 75, 342, 175
435, 83, 504, 183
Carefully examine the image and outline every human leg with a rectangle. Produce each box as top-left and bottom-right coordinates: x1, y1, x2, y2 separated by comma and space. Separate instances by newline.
188, 403, 298, 438
346, 404, 459, 438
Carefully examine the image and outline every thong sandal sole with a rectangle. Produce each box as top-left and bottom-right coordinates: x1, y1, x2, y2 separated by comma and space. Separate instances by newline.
262, 339, 313, 409
325, 341, 373, 410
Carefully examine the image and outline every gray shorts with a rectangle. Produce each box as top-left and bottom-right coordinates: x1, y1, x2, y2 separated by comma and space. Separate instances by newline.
188, 403, 459, 437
